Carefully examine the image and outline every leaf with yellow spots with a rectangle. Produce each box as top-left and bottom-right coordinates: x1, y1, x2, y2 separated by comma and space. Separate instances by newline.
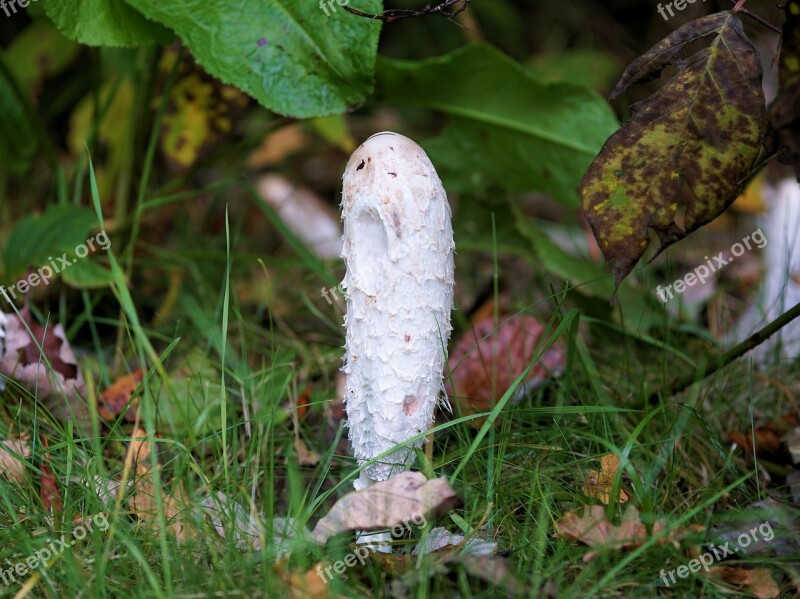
580, 11, 768, 287
770, 0, 800, 181
582, 453, 630, 505
158, 51, 248, 169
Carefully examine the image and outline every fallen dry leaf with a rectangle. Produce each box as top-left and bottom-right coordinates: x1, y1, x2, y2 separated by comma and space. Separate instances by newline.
311, 472, 458, 544
556, 505, 654, 562
708, 565, 780, 599
39, 434, 61, 512
728, 411, 798, 462
274, 560, 340, 598
128, 427, 196, 541
0, 435, 31, 483
557, 505, 704, 562
294, 437, 320, 467
446, 311, 565, 419
98, 369, 143, 421
582, 454, 630, 505
0, 309, 88, 427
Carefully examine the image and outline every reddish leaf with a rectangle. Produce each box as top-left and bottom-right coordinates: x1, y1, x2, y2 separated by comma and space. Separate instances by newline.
39, 434, 61, 512
446, 312, 565, 418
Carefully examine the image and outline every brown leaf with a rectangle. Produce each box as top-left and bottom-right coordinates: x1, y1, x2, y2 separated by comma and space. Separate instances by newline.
310, 472, 458, 544
446, 312, 565, 418
274, 561, 340, 598
40, 434, 61, 512
294, 437, 320, 467
128, 428, 196, 541
708, 566, 780, 599
556, 505, 650, 562
0, 309, 88, 427
581, 11, 768, 286
0, 435, 31, 483
728, 411, 798, 462
582, 454, 630, 505
98, 369, 143, 421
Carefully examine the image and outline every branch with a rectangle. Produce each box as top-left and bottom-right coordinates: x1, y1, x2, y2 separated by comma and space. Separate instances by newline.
344, 0, 470, 23
727, 0, 781, 34
650, 301, 800, 403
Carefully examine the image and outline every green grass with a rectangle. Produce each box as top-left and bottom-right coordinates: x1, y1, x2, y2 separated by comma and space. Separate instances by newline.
1, 45, 798, 599
2, 185, 798, 597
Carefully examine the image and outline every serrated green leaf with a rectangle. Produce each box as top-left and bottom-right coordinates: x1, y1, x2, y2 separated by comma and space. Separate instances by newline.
42, 0, 174, 47
376, 43, 618, 206
120, 0, 382, 117
581, 11, 767, 287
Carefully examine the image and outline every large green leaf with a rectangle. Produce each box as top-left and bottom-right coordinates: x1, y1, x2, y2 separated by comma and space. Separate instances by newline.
3, 205, 97, 281
42, 0, 174, 47
120, 0, 382, 117
375, 43, 619, 206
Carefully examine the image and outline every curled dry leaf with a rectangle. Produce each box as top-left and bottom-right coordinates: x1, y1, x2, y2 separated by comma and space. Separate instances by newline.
310, 471, 458, 544
582, 453, 630, 505
0, 310, 88, 427
708, 566, 780, 599
0, 435, 31, 483
446, 312, 565, 418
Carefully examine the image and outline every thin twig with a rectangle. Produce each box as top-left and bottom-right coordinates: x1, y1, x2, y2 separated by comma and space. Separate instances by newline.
650, 301, 800, 403
344, 0, 470, 23
727, 0, 782, 34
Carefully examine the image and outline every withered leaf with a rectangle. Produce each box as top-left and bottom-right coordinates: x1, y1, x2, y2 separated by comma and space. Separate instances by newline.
0, 309, 89, 427
582, 453, 630, 505
581, 11, 768, 286
770, 0, 800, 181
98, 369, 143, 421
310, 472, 458, 545
0, 435, 31, 483
445, 311, 565, 419
708, 566, 780, 599
556, 504, 702, 562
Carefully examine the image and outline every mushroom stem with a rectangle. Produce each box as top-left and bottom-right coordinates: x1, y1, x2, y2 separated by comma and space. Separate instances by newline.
341, 132, 455, 490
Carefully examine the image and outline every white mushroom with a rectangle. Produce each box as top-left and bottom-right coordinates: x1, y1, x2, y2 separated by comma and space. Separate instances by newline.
341, 132, 455, 490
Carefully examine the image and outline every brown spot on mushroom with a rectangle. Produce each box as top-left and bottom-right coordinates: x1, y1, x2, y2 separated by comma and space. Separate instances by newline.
403, 395, 419, 415
391, 210, 402, 238
357, 159, 365, 171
